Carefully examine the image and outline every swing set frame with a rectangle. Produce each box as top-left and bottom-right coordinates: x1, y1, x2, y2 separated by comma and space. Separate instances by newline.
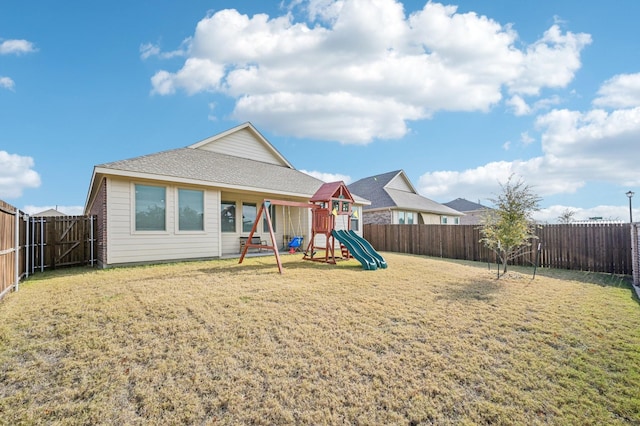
238, 199, 318, 274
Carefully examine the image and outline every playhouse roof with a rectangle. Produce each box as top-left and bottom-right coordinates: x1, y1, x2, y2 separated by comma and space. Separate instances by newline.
310, 181, 355, 203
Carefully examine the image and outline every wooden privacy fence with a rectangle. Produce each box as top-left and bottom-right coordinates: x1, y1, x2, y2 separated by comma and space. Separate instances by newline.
364, 223, 633, 275
0, 200, 27, 299
0, 199, 96, 300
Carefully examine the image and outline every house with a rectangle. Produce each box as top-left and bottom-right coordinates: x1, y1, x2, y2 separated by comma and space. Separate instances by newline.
443, 198, 490, 225
84, 122, 368, 268
348, 170, 463, 225
32, 208, 67, 217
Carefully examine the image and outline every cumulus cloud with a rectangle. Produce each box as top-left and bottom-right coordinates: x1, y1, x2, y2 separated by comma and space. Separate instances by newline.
1, 38, 37, 90
593, 73, 640, 108
0, 151, 41, 198
507, 25, 591, 96
140, 40, 190, 60
147, 0, 590, 143
0, 76, 15, 90
418, 157, 584, 203
418, 73, 640, 203
0, 39, 36, 55
300, 169, 352, 183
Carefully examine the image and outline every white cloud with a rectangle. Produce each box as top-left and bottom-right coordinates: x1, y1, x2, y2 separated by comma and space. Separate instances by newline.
520, 131, 534, 145
0, 39, 36, 55
506, 95, 531, 116
148, 1, 590, 143
593, 73, 640, 109
0, 151, 41, 198
0, 76, 15, 90
506, 94, 562, 116
536, 107, 640, 187
508, 25, 591, 96
300, 169, 352, 183
533, 204, 635, 224
1, 38, 37, 90
140, 43, 161, 60
140, 40, 190, 60
418, 157, 584, 203
418, 85, 640, 203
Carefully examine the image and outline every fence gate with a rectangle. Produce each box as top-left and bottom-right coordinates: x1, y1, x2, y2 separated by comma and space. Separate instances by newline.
30, 215, 96, 272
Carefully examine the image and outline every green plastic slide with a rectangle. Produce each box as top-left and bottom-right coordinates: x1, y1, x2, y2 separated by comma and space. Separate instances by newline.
332, 230, 378, 270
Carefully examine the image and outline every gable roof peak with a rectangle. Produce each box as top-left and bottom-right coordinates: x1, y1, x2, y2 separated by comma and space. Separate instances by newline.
187, 121, 293, 168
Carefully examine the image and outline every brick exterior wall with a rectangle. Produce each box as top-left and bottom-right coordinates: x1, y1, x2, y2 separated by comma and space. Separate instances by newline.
363, 210, 392, 225
87, 178, 107, 268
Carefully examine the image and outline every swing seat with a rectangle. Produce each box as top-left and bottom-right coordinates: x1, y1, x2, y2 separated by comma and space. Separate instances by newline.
288, 236, 303, 251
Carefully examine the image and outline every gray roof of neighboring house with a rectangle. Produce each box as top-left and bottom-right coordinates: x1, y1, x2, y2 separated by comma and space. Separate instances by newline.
96, 148, 370, 203
32, 208, 67, 217
443, 198, 489, 212
348, 170, 462, 216
347, 170, 399, 209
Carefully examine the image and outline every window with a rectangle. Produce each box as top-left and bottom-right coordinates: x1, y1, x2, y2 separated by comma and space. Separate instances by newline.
398, 211, 405, 224
135, 184, 166, 231
221, 201, 236, 233
242, 203, 257, 233
178, 189, 204, 231
351, 207, 360, 231
407, 212, 415, 225
441, 216, 448, 224
263, 204, 277, 233
454, 217, 460, 225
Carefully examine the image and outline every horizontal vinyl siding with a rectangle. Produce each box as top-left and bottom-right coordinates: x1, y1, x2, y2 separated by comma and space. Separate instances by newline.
106, 178, 219, 265
196, 128, 285, 166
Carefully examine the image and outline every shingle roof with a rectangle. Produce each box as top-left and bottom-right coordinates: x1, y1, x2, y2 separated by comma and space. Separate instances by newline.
386, 189, 463, 216
310, 181, 354, 202
97, 147, 325, 196
348, 170, 462, 216
347, 171, 400, 209
443, 198, 489, 212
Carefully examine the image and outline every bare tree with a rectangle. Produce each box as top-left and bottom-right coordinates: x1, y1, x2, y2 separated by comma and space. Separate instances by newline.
557, 208, 576, 224
480, 175, 542, 275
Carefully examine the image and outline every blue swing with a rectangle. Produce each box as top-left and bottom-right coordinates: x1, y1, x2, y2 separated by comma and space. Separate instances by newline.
285, 206, 304, 253
288, 236, 304, 252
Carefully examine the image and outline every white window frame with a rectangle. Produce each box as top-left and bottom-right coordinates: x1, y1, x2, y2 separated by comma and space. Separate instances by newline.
176, 188, 205, 233
132, 183, 168, 234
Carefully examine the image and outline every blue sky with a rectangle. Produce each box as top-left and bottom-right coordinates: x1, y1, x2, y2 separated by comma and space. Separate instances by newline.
2, 0, 640, 222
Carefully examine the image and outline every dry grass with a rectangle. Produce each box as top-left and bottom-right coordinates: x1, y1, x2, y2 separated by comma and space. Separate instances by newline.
1, 253, 639, 425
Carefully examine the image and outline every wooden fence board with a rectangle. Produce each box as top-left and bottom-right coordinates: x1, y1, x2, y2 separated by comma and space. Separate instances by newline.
364, 223, 633, 275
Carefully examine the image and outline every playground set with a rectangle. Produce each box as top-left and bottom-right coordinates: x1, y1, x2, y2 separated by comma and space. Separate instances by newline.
238, 181, 387, 273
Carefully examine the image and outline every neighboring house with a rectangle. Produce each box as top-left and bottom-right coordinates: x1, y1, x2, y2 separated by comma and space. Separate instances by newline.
84, 122, 368, 268
348, 170, 463, 225
32, 208, 67, 217
443, 198, 490, 225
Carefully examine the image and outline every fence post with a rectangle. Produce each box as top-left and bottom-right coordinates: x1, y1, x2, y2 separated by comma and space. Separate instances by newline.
14, 209, 19, 291
24, 214, 29, 279
632, 224, 639, 286
90, 216, 95, 267
40, 217, 44, 272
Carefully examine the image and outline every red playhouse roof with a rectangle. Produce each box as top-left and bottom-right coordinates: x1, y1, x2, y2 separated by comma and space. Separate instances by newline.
310, 181, 354, 203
